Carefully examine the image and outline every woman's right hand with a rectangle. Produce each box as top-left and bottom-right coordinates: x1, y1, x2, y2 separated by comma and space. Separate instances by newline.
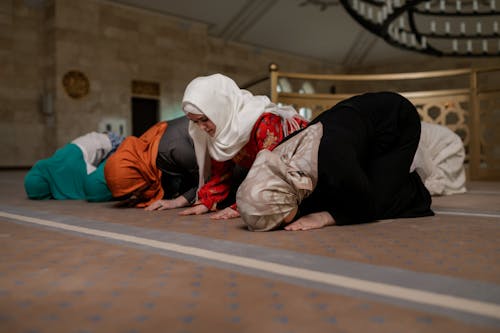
145, 196, 189, 211
210, 207, 240, 220
179, 203, 209, 215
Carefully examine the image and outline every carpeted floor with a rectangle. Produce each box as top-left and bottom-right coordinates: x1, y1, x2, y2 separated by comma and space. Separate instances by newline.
1, 170, 499, 333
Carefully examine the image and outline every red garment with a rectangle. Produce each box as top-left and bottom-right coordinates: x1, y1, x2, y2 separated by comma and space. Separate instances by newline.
197, 113, 308, 210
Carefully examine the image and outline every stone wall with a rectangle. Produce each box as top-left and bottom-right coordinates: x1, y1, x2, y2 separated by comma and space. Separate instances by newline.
0, 0, 55, 166
1, 0, 332, 167
4, 0, 495, 168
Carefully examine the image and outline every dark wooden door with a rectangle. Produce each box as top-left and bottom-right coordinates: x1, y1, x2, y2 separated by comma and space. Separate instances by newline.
132, 97, 159, 137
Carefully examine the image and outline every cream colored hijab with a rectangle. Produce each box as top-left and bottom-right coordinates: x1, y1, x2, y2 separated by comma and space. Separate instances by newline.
182, 73, 303, 188
236, 123, 323, 231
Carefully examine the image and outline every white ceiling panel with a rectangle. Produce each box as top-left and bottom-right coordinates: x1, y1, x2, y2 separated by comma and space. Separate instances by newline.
107, 0, 459, 67
240, 1, 361, 62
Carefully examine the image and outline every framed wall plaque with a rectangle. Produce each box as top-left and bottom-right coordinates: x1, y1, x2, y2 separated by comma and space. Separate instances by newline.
62, 70, 90, 99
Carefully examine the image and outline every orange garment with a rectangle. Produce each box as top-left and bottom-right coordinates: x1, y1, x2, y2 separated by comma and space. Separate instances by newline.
104, 122, 168, 207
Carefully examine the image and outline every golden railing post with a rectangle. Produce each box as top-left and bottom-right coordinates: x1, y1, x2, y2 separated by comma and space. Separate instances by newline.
269, 63, 278, 103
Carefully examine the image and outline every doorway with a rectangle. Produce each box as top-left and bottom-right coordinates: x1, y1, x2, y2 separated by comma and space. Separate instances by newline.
131, 97, 159, 137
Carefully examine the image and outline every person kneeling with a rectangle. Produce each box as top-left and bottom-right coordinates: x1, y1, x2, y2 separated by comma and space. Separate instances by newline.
237, 92, 434, 231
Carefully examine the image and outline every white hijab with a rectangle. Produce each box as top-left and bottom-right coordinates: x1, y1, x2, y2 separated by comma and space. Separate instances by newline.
182, 73, 301, 188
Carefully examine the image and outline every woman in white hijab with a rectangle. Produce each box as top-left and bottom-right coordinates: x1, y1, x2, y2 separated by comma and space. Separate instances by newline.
237, 92, 434, 231
180, 73, 308, 218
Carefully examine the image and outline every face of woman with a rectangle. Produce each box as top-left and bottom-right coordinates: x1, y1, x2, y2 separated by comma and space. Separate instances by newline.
186, 113, 216, 137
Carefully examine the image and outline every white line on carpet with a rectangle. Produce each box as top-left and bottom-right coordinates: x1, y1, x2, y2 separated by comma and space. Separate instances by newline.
1, 210, 500, 320
434, 209, 500, 219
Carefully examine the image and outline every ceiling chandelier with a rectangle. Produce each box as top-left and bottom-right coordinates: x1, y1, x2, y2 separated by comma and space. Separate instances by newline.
339, 0, 500, 57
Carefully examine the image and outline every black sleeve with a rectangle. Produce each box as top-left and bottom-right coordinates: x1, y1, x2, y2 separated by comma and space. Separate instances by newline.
181, 187, 197, 204
299, 110, 376, 225
157, 117, 199, 203
318, 143, 375, 225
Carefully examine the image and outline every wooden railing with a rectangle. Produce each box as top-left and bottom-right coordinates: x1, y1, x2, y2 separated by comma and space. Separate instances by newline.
269, 65, 500, 181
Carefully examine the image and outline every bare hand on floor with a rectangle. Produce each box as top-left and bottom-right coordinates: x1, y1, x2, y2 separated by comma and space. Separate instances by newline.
179, 202, 209, 215
145, 196, 189, 211
210, 207, 240, 220
284, 211, 335, 231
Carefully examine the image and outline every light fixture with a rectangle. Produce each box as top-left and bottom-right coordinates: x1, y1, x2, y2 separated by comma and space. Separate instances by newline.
339, 0, 500, 57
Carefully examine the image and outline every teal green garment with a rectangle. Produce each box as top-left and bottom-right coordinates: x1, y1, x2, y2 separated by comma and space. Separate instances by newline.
85, 161, 113, 202
24, 143, 112, 201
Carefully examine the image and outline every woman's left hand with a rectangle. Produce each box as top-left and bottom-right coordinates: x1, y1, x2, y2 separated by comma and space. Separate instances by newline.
211, 207, 240, 220
179, 203, 209, 215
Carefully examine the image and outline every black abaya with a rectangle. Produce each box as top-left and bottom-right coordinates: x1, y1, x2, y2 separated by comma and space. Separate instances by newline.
298, 92, 434, 225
